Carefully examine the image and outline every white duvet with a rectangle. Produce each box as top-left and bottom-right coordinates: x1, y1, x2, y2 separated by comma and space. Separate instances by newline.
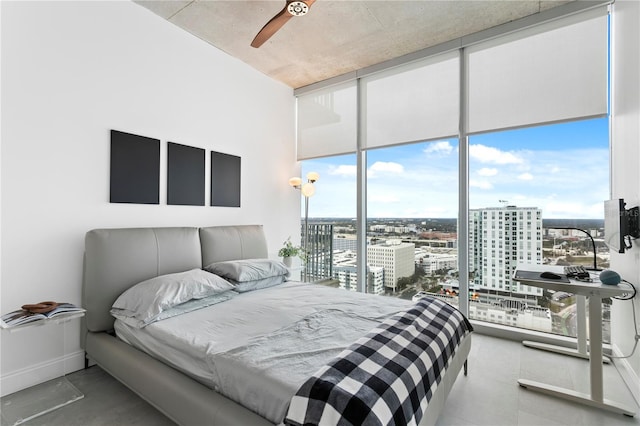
115, 281, 413, 424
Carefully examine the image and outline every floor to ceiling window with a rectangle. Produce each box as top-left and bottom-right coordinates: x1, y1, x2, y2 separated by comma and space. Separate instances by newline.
295, 4, 609, 340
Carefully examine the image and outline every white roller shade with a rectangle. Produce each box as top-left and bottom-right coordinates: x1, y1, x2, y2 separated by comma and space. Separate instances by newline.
467, 8, 608, 134
363, 51, 460, 149
297, 81, 357, 160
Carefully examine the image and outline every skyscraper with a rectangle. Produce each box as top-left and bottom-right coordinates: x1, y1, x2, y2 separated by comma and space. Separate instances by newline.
469, 206, 543, 297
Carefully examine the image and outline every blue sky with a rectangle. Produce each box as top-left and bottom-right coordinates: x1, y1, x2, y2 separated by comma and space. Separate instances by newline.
302, 117, 610, 219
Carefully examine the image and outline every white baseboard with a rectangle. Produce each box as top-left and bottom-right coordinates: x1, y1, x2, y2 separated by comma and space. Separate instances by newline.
612, 344, 640, 407
0, 350, 85, 397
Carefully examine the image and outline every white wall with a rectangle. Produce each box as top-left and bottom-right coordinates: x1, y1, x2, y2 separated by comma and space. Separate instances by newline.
0, 1, 299, 395
610, 0, 640, 404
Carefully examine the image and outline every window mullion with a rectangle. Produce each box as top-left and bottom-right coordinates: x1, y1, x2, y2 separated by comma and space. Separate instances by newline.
356, 78, 367, 293
458, 47, 470, 317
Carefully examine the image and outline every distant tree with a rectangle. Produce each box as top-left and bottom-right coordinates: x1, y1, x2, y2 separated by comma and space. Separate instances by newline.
538, 295, 550, 309
425, 284, 442, 293
396, 276, 412, 291
435, 268, 449, 277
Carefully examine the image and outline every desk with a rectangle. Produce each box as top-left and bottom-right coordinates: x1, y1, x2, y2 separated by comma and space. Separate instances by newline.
516, 268, 606, 363
513, 264, 636, 416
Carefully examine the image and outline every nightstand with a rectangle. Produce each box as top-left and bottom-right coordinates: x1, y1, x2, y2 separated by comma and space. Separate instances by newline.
0, 312, 85, 426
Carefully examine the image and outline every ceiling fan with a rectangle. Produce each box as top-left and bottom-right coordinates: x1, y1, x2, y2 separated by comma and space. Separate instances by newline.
251, 0, 316, 48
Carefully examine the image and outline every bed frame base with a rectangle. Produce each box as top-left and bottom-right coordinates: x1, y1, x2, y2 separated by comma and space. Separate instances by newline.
85, 332, 271, 426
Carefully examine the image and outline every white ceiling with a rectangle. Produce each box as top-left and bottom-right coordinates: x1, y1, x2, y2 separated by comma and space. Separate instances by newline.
134, 0, 574, 89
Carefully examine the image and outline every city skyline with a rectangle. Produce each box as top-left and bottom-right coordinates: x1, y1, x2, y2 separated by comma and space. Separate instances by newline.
301, 117, 609, 220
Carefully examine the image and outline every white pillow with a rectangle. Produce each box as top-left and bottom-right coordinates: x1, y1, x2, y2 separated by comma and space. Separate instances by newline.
110, 269, 234, 328
203, 259, 290, 282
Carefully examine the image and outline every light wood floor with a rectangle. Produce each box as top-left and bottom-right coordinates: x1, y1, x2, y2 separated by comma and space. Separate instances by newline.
4, 334, 639, 426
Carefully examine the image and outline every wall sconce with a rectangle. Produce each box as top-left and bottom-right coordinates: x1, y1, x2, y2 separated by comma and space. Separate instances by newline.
289, 172, 319, 281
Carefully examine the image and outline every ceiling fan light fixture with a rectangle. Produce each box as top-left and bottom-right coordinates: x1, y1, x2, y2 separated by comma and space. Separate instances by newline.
287, 1, 309, 17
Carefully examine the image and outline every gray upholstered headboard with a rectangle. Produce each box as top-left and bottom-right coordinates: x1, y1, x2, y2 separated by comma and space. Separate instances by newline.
82, 225, 267, 334
199, 225, 268, 265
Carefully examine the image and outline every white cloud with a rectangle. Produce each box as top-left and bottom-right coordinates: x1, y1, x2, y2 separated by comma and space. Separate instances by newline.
329, 165, 356, 176
478, 167, 498, 177
368, 161, 404, 177
517, 172, 534, 181
424, 141, 453, 155
470, 179, 493, 190
470, 144, 523, 165
542, 201, 587, 218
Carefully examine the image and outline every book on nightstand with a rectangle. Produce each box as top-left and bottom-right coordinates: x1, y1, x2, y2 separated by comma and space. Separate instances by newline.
0, 303, 85, 329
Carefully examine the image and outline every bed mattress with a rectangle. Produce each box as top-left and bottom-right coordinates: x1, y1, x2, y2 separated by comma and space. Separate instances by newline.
115, 281, 414, 424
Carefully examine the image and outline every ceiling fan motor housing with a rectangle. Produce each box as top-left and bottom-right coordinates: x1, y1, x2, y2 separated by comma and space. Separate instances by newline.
287, 1, 309, 16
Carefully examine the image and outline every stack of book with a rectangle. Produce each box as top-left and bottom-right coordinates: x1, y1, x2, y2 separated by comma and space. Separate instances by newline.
1, 303, 85, 329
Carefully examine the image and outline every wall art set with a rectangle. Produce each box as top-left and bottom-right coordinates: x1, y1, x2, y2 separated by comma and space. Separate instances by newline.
110, 130, 240, 207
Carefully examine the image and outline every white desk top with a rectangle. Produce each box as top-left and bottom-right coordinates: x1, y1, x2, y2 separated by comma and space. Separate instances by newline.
513, 264, 630, 298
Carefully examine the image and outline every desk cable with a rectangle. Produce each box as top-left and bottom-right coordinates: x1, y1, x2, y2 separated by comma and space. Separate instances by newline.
608, 279, 638, 359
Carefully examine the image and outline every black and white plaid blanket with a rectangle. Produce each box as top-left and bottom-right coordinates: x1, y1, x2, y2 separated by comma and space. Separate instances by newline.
283, 297, 473, 426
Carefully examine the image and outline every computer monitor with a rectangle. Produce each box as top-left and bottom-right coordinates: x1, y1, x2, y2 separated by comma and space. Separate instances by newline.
604, 198, 640, 253
604, 199, 626, 253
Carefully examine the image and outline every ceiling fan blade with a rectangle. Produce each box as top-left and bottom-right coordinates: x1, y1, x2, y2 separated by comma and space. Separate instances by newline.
251, 5, 293, 48
251, 0, 316, 48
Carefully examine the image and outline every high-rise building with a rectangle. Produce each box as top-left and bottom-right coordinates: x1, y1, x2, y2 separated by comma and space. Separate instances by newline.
333, 236, 358, 252
367, 241, 415, 291
305, 223, 334, 282
333, 265, 385, 295
469, 206, 543, 297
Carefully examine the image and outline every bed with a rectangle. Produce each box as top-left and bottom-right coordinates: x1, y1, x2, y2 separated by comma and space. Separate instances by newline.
82, 225, 472, 426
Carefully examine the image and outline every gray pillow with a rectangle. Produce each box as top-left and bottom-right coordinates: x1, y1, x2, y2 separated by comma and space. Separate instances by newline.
203, 259, 290, 282
232, 275, 287, 293
114, 291, 237, 328
110, 268, 234, 328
